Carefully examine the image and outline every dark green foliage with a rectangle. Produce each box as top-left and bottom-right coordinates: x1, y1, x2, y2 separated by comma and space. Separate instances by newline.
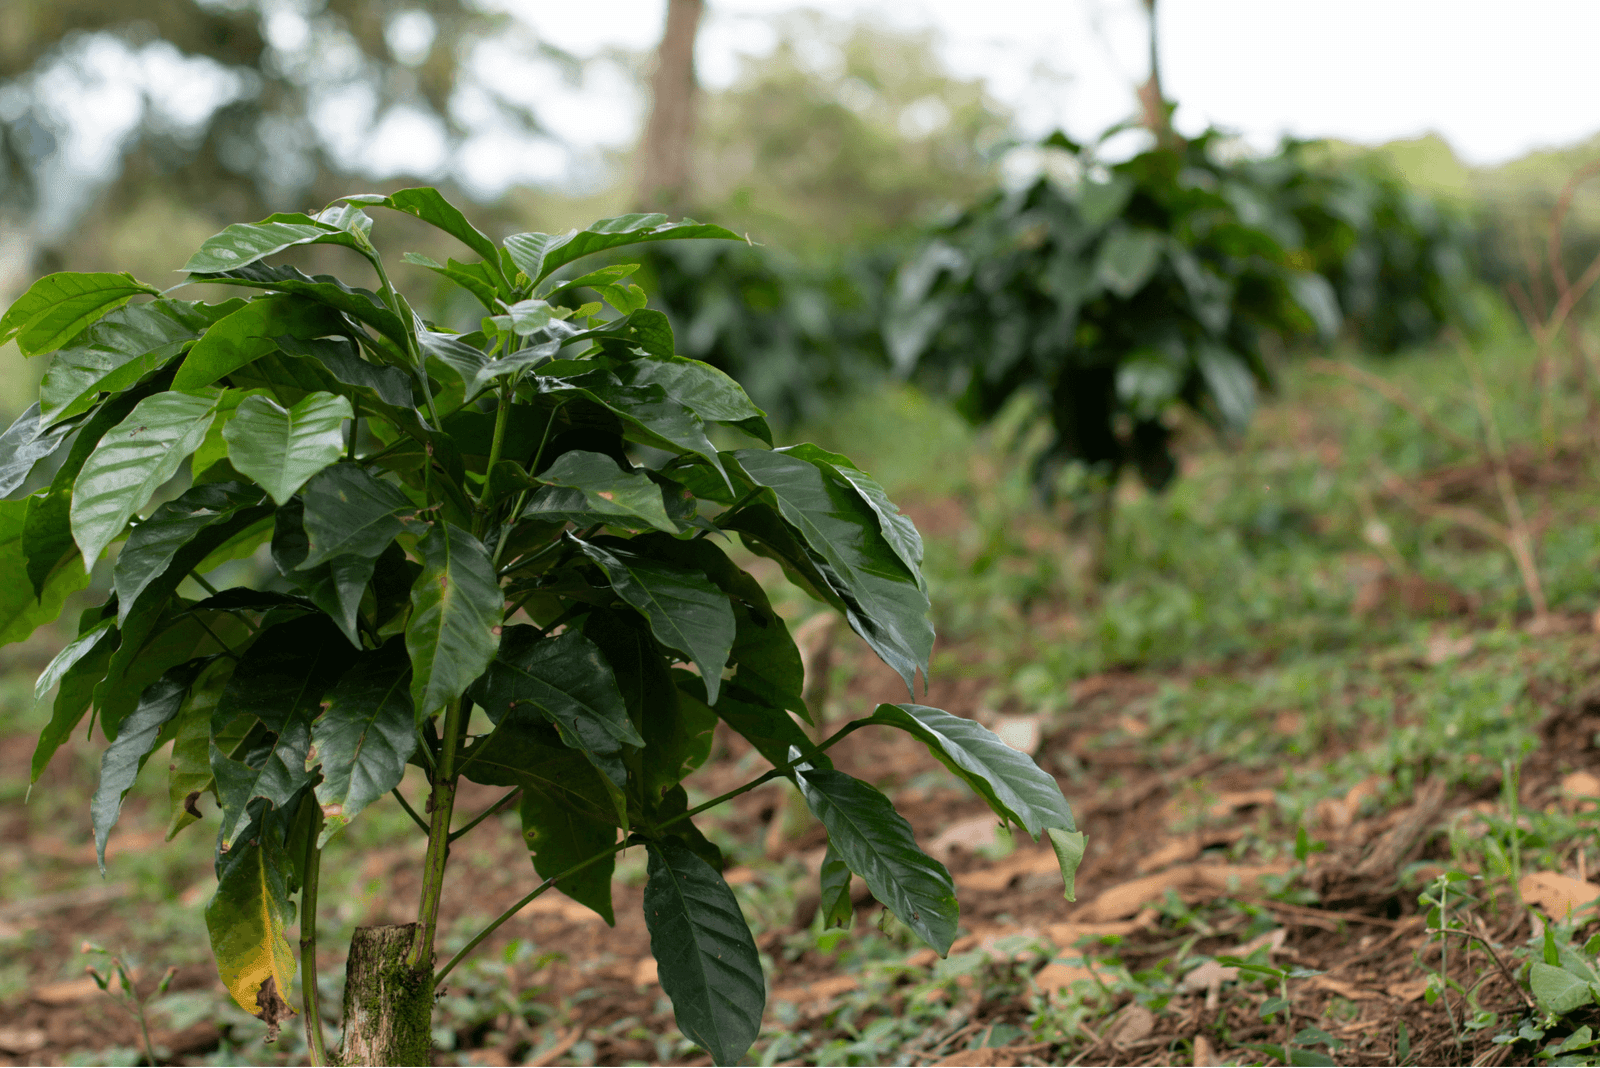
890, 129, 1337, 498
3, 189, 1078, 1065
1252, 143, 1479, 353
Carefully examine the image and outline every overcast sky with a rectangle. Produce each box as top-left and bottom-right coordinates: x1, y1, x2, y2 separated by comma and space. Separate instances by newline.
511, 0, 1600, 167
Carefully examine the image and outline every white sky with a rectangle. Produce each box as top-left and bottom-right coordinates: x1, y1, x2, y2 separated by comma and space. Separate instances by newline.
512, 0, 1600, 167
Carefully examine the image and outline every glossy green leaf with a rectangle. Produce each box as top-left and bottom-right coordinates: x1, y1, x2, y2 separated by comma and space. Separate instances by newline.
0, 271, 161, 355
406, 521, 501, 720
297, 464, 416, 570
166, 658, 234, 841
469, 626, 639, 788
783, 444, 924, 583
550, 372, 726, 480
269, 498, 375, 648
1047, 828, 1086, 902
346, 188, 506, 289
271, 334, 415, 409
819, 843, 854, 929
572, 536, 734, 705
96, 608, 245, 743
205, 821, 297, 1017
864, 704, 1075, 839
39, 298, 241, 423
506, 215, 743, 284
710, 685, 822, 772
0, 495, 90, 649
91, 659, 204, 871
190, 261, 409, 350
69, 389, 221, 567
455, 707, 619, 828
183, 213, 366, 274
795, 765, 957, 954
29, 614, 117, 782
613, 356, 769, 443
523, 451, 677, 533
642, 837, 765, 1067
223, 392, 352, 504
729, 448, 933, 691
112, 482, 267, 624
212, 616, 358, 848
0, 403, 73, 498
310, 640, 417, 845
520, 789, 617, 925
402, 252, 500, 310
171, 294, 347, 391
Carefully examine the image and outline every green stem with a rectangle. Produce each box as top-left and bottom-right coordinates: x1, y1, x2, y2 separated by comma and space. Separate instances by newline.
347, 399, 360, 462
391, 787, 430, 835
189, 572, 260, 635
299, 810, 330, 1067
477, 387, 512, 520
449, 788, 520, 843
410, 699, 467, 969
369, 251, 444, 429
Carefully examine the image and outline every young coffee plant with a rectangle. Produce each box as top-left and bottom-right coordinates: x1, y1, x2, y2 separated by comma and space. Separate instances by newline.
0, 190, 1083, 1066
887, 128, 1338, 502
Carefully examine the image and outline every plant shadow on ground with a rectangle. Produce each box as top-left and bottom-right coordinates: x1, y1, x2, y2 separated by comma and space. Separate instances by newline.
8, 330, 1600, 1066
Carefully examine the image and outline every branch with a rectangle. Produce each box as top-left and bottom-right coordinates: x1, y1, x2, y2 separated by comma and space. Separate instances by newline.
1303, 358, 1479, 455
390, 787, 430, 835
449, 789, 520, 843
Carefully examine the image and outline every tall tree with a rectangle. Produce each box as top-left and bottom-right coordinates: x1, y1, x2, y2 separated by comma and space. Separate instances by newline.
636, 0, 705, 212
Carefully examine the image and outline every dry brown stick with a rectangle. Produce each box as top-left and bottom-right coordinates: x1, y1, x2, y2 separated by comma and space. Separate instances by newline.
1546, 160, 1600, 297
1456, 341, 1550, 618
1371, 458, 1511, 547
1304, 358, 1479, 455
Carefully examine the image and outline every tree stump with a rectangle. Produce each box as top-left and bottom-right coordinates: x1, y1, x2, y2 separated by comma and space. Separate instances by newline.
339, 924, 434, 1066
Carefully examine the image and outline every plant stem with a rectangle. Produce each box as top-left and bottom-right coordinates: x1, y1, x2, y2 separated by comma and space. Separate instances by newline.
391, 787, 430, 835
369, 251, 444, 429
449, 789, 521, 843
411, 699, 467, 969
300, 810, 329, 1067
347, 399, 360, 462
477, 387, 512, 518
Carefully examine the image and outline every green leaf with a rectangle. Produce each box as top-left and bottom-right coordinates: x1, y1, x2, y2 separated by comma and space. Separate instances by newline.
614, 356, 770, 443
782, 444, 924, 584
297, 464, 416, 570
0, 495, 90, 649
39, 298, 242, 423
403, 252, 500, 310
269, 498, 377, 648
91, 659, 205, 871
506, 215, 743, 284
520, 789, 617, 925
729, 448, 933, 691
1196, 342, 1257, 432
0, 271, 161, 355
271, 334, 415, 409
1532, 962, 1595, 1015
222, 392, 352, 504
205, 820, 297, 1018
469, 626, 640, 788
30, 613, 117, 782
642, 837, 765, 1067
711, 685, 823, 771
456, 707, 619, 828
346, 188, 507, 290
523, 451, 677, 533
406, 521, 502, 720
183, 213, 367, 274
69, 390, 221, 567
795, 765, 958, 954
1047, 828, 1086, 902
111, 482, 268, 624
166, 658, 234, 840
212, 616, 358, 848
864, 704, 1074, 839
1095, 225, 1164, 298
96, 607, 245, 742
549, 372, 727, 481
171, 294, 347, 391
311, 640, 417, 845
0, 403, 73, 498
819, 843, 854, 929
572, 536, 735, 705
190, 261, 410, 350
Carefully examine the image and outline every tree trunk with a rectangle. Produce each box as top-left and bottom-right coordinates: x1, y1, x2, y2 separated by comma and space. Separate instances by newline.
1135, 0, 1177, 146
636, 0, 704, 212
338, 924, 434, 1066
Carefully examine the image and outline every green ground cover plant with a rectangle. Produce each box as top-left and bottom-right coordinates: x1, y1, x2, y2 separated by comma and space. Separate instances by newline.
0, 191, 1082, 1065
